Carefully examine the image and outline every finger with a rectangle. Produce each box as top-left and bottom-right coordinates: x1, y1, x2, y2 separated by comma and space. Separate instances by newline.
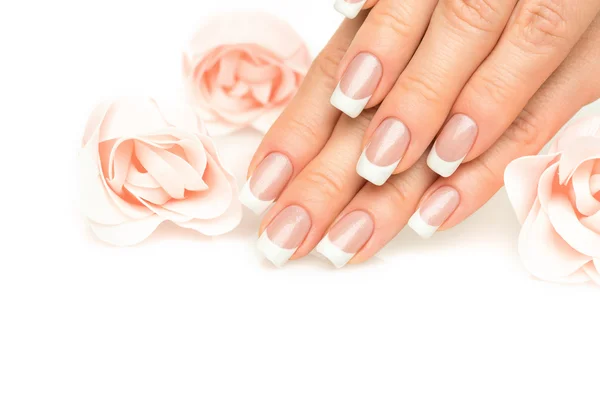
426, 0, 600, 178
320, 16, 600, 266
334, 0, 379, 20
330, 0, 438, 117
409, 17, 600, 238
241, 16, 364, 215
317, 154, 437, 267
255, 110, 374, 267
356, 0, 518, 185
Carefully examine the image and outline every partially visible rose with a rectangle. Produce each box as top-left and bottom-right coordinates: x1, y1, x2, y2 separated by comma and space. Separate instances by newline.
505, 116, 600, 285
79, 97, 241, 246
182, 12, 311, 136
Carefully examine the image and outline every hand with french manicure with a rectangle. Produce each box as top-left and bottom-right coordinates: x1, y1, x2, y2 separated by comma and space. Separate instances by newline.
241, 0, 600, 267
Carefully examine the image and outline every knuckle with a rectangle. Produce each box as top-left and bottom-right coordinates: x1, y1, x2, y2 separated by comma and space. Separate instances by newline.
384, 179, 412, 206
283, 116, 324, 148
504, 108, 544, 150
468, 68, 516, 105
313, 45, 347, 86
511, 0, 569, 51
370, 2, 413, 38
470, 157, 503, 187
298, 168, 346, 204
443, 0, 505, 33
398, 73, 444, 104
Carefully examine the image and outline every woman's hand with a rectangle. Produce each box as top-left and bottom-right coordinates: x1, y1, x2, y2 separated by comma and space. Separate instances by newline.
241, 3, 600, 267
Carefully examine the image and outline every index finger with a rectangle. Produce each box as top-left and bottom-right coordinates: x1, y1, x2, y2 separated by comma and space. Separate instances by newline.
241, 16, 364, 214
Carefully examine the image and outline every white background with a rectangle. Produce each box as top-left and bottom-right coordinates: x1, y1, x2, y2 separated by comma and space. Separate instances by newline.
1, 1, 599, 399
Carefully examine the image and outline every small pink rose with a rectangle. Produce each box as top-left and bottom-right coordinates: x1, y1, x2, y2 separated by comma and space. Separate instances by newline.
182, 12, 311, 136
79, 97, 242, 246
505, 116, 600, 285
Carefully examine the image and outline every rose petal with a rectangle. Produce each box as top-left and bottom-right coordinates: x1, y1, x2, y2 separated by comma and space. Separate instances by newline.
571, 160, 600, 216
176, 197, 242, 236
547, 192, 600, 258
161, 154, 234, 219
124, 182, 171, 205
126, 189, 194, 224
237, 60, 280, 83
251, 106, 285, 134
154, 100, 202, 135
134, 142, 186, 199
82, 101, 112, 147
81, 137, 152, 222
125, 164, 160, 189
204, 119, 243, 136
187, 12, 308, 63
537, 162, 560, 215
80, 149, 132, 225
591, 174, 600, 194
553, 116, 600, 153
250, 81, 273, 105
504, 154, 557, 224
580, 212, 600, 234
272, 68, 298, 104
89, 216, 164, 247
519, 201, 591, 281
216, 53, 240, 87
583, 260, 600, 285
229, 81, 250, 97
98, 97, 167, 143
557, 136, 600, 184
107, 138, 133, 195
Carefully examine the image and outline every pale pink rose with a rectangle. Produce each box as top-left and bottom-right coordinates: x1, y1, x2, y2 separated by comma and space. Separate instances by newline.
182, 12, 311, 136
79, 97, 242, 246
505, 116, 600, 285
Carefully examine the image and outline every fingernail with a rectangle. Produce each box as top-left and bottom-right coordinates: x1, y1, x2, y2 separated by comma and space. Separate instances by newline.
408, 186, 460, 239
428, 114, 478, 177
240, 153, 293, 214
257, 205, 311, 267
331, 53, 383, 118
334, 0, 367, 19
316, 211, 374, 268
357, 118, 411, 185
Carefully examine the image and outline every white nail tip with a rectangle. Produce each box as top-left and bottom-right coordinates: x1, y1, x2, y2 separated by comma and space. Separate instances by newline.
257, 232, 296, 267
407, 210, 439, 239
330, 84, 371, 118
427, 146, 464, 178
316, 235, 355, 268
356, 150, 400, 186
333, 0, 367, 19
239, 181, 273, 215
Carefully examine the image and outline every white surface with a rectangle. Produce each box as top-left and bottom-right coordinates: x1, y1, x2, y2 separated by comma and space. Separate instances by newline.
334, 0, 367, 19
356, 149, 400, 185
330, 83, 371, 118
427, 144, 465, 177
1, 1, 600, 399
239, 180, 273, 215
407, 210, 439, 239
316, 235, 355, 268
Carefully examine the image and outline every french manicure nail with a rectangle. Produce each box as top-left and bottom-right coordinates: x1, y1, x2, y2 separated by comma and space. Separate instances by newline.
257, 205, 311, 267
240, 153, 293, 214
331, 53, 383, 118
408, 186, 460, 239
316, 211, 374, 268
357, 118, 411, 185
428, 114, 478, 177
334, 0, 368, 19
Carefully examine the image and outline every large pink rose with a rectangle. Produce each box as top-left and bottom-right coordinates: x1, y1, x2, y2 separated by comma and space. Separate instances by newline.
505, 116, 600, 285
79, 97, 241, 246
182, 12, 311, 135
